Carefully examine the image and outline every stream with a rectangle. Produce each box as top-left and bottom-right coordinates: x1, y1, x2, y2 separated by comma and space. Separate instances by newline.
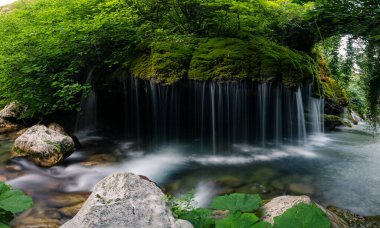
2, 121, 380, 225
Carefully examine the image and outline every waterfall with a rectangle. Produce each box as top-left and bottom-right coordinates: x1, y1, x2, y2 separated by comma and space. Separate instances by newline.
85, 77, 325, 152
308, 97, 324, 134
74, 68, 97, 136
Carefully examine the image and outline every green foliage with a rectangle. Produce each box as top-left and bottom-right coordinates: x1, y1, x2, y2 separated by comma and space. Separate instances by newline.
0, 182, 33, 228
216, 212, 270, 228
165, 190, 197, 218
273, 203, 330, 228
210, 193, 262, 212
168, 192, 331, 228
0, 0, 137, 117
180, 208, 215, 228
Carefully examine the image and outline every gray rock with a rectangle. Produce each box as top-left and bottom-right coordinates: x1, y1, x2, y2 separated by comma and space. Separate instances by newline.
12, 125, 75, 167
261, 195, 311, 224
60, 173, 194, 228
47, 122, 68, 136
0, 102, 23, 118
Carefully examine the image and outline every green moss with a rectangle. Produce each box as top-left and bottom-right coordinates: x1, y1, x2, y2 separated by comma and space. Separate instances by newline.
129, 38, 195, 85
188, 37, 317, 88
127, 36, 318, 88
324, 114, 345, 130
322, 77, 349, 108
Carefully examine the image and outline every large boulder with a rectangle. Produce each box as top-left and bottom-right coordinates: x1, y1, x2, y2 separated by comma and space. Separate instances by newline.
12, 125, 75, 167
60, 173, 193, 228
0, 102, 23, 119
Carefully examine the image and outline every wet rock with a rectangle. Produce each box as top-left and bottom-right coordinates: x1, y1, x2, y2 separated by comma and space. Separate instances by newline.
88, 153, 118, 163
5, 164, 22, 171
327, 206, 380, 228
12, 125, 75, 167
58, 202, 84, 218
215, 176, 244, 188
0, 102, 23, 119
318, 205, 349, 228
261, 195, 312, 224
79, 161, 108, 167
48, 123, 68, 136
249, 167, 279, 184
49, 193, 90, 208
0, 117, 21, 134
11, 217, 61, 228
271, 180, 285, 190
288, 183, 314, 195
61, 173, 193, 228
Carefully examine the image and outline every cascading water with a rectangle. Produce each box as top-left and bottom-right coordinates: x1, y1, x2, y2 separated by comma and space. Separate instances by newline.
74, 68, 97, 137
111, 78, 324, 151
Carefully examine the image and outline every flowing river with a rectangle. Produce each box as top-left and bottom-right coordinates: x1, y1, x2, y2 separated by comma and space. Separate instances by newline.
2, 122, 379, 225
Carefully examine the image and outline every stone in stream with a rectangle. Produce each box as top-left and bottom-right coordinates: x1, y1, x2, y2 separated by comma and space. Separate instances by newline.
61, 173, 193, 228
0, 102, 23, 119
11, 125, 75, 167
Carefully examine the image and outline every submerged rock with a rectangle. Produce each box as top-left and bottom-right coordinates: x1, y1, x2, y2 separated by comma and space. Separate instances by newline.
12, 125, 75, 167
61, 173, 193, 228
288, 183, 314, 195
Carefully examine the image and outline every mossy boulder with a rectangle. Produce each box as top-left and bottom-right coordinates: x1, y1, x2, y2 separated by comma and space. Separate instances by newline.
324, 114, 345, 130
322, 77, 349, 115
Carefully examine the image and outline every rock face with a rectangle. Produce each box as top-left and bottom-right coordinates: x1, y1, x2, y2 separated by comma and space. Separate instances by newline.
61, 173, 193, 228
12, 125, 75, 167
0, 102, 23, 118
261, 195, 312, 224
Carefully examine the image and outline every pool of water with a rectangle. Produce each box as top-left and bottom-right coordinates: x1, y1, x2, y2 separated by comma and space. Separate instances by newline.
3, 122, 380, 225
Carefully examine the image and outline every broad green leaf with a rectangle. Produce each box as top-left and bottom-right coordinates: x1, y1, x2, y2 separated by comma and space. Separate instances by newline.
210, 193, 262, 212
273, 203, 330, 228
216, 212, 267, 228
0, 183, 33, 214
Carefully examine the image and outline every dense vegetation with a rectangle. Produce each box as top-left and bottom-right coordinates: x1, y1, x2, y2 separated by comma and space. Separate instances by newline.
167, 192, 330, 228
0, 0, 378, 124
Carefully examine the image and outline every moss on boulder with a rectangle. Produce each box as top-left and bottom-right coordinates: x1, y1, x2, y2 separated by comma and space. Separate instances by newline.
126, 37, 318, 88
324, 114, 346, 130
129, 38, 195, 85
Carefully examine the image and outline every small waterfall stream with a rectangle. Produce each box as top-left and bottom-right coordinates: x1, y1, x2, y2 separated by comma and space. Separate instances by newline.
74, 68, 97, 136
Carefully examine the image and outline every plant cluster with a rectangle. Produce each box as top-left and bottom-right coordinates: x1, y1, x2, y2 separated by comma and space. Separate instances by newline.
167, 192, 331, 228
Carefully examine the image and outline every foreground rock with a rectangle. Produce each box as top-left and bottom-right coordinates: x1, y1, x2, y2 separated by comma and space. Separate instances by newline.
61, 173, 193, 228
12, 125, 75, 167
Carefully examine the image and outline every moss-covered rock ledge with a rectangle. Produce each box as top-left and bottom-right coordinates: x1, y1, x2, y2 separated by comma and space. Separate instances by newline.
125, 36, 318, 88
